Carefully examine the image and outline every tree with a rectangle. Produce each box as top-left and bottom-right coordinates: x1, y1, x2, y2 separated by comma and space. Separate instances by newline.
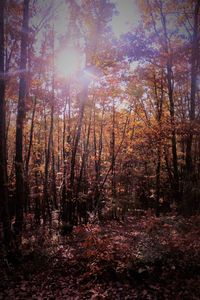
0, 0, 11, 248
185, 0, 200, 174
15, 0, 30, 240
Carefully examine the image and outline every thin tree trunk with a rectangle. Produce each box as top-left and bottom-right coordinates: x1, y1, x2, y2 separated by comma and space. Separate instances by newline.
69, 86, 88, 194
148, 0, 180, 200
158, 1, 179, 200
77, 104, 92, 194
111, 99, 116, 198
5, 107, 11, 144
43, 26, 55, 219
15, 0, 30, 239
94, 101, 105, 186
186, 0, 200, 173
43, 93, 54, 218
57, 118, 60, 172
0, 0, 11, 248
164, 145, 173, 184
24, 96, 37, 211
61, 90, 71, 222
26, 97, 37, 175
52, 148, 57, 209
153, 72, 164, 217
100, 109, 131, 195
66, 85, 88, 225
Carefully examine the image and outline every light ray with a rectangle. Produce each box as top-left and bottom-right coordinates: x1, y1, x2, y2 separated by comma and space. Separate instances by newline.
55, 47, 80, 78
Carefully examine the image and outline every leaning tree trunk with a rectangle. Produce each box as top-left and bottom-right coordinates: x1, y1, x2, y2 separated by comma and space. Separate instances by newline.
0, 0, 11, 248
15, 0, 30, 240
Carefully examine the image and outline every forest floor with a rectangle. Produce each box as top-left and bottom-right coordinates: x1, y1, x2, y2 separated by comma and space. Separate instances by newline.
0, 213, 200, 300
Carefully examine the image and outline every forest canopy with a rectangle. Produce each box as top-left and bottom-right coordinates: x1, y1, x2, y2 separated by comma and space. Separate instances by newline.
0, 0, 200, 299
0, 0, 200, 255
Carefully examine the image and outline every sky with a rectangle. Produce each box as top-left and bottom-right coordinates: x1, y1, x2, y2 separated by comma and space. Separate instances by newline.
33, 0, 140, 40
111, 0, 140, 37
33, 0, 140, 77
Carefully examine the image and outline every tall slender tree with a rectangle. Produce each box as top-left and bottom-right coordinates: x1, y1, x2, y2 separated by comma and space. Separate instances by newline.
15, 0, 30, 239
186, 0, 200, 174
0, 0, 11, 248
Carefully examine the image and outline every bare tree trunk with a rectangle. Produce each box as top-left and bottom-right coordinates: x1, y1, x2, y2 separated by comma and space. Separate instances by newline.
61, 89, 71, 222
111, 99, 116, 198
0, 0, 11, 248
77, 104, 92, 194
26, 96, 37, 175
24, 96, 37, 212
43, 26, 55, 220
43, 92, 54, 219
51, 148, 57, 209
158, 1, 179, 200
57, 118, 60, 172
94, 101, 105, 187
153, 72, 164, 217
5, 107, 11, 144
61, 96, 68, 219
69, 86, 88, 194
15, 0, 30, 240
66, 85, 88, 225
186, 0, 200, 173
100, 109, 131, 196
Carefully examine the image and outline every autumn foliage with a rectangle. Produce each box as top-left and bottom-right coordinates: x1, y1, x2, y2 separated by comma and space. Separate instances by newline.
0, 0, 200, 299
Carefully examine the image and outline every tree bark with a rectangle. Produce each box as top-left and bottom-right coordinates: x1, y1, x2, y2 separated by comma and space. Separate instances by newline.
26, 96, 37, 175
43, 26, 55, 219
15, 0, 30, 239
153, 72, 164, 217
24, 96, 37, 212
77, 104, 92, 194
186, 0, 200, 173
158, 1, 179, 200
69, 86, 88, 194
111, 99, 116, 198
0, 0, 11, 248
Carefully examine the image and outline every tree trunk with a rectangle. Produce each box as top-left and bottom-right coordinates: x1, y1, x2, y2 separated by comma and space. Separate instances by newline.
25, 96, 37, 212
43, 88, 54, 219
0, 0, 11, 248
77, 105, 92, 194
61, 89, 71, 222
26, 96, 37, 175
111, 99, 116, 198
159, 2, 179, 200
69, 86, 88, 194
66, 85, 88, 225
186, 0, 200, 173
43, 26, 55, 220
15, 0, 30, 240
154, 72, 164, 217
94, 101, 105, 187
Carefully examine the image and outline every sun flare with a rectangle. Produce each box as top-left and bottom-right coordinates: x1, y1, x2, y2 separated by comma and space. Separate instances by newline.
56, 47, 80, 78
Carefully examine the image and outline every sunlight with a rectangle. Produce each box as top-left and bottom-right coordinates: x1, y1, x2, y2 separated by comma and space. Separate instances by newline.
111, 0, 139, 37
55, 47, 80, 78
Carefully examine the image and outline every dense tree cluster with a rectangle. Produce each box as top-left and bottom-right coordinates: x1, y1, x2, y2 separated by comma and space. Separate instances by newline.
0, 0, 200, 249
